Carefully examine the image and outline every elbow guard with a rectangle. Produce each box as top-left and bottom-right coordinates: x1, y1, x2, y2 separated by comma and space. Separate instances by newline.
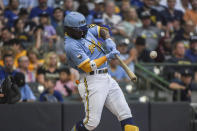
90, 60, 97, 71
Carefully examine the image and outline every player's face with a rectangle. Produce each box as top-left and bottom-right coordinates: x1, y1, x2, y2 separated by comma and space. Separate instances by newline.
66, 25, 88, 39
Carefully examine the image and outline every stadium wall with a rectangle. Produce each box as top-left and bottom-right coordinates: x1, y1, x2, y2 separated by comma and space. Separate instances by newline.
0, 102, 193, 131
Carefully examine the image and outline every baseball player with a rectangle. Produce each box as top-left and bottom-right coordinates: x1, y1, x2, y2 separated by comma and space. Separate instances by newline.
64, 12, 139, 131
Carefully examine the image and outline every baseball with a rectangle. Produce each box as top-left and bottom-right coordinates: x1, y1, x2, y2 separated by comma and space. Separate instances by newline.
150, 51, 157, 59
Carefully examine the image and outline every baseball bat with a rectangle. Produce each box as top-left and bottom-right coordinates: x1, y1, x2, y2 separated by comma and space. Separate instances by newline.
115, 55, 137, 82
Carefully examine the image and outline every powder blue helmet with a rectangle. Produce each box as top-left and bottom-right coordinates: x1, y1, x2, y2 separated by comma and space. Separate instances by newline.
64, 12, 88, 39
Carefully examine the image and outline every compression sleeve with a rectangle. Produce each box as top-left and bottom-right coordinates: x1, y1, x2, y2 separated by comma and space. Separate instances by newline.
78, 56, 107, 73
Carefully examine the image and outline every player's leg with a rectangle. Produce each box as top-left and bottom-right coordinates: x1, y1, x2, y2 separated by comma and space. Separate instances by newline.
72, 75, 109, 131
105, 75, 139, 131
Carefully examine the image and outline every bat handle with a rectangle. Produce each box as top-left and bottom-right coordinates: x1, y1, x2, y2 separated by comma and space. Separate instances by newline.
115, 55, 137, 82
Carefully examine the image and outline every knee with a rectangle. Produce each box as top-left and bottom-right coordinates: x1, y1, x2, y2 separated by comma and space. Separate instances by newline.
85, 117, 100, 131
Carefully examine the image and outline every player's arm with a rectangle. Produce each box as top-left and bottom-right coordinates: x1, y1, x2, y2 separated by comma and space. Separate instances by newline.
100, 27, 117, 52
89, 25, 117, 52
78, 50, 120, 73
78, 56, 107, 73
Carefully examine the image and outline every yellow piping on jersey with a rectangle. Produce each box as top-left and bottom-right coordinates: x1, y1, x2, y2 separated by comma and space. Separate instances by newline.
124, 125, 139, 131
98, 26, 101, 38
79, 56, 107, 73
84, 77, 89, 125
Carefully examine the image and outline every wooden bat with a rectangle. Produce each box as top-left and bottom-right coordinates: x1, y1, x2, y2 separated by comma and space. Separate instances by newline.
115, 55, 137, 82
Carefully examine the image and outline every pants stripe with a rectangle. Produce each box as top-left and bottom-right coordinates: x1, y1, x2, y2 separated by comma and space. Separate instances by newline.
83, 77, 89, 125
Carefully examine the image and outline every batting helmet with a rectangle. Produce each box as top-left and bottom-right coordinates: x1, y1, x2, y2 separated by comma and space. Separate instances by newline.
64, 12, 88, 39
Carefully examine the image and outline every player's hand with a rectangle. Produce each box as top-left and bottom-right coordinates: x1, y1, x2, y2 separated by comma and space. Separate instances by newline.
100, 27, 110, 40
106, 50, 120, 60
105, 38, 116, 52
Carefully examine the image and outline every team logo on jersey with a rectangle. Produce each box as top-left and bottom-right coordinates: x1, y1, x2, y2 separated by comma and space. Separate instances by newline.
88, 40, 102, 54
77, 54, 82, 59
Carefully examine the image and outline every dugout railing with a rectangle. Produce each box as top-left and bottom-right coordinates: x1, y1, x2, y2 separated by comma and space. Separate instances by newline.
133, 63, 197, 102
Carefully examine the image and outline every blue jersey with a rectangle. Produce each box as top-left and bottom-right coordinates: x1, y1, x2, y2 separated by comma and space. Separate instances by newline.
65, 25, 108, 73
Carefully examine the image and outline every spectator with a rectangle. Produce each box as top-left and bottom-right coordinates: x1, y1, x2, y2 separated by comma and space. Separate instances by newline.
117, 38, 135, 72
77, 3, 91, 25
152, 0, 166, 13
177, 0, 192, 13
118, 7, 142, 38
54, 67, 76, 97
40, 78, 63, 102
14, 72, 36, 102
51, 7, 64, 39
63, 0, 74, 15
133, 36, 153, 62
130, 0, 143, 8
160, 0, 191, 13
18, 0, 34, 12
137, 0, 160, 26
103, 1, 122, 35
119, 0, 131, 19
16, 56, 36, 83
0, 54, 17, 81
8, 39, 26, 68
185, 35, 197, 62
0, 27, 13, 46
160, 0, 183, 26
37, 52, 60, 85
26, 47, 44, 72
156, 37, 173, 62
4, 0, 19, 27
172, 20, 195, 48
13, 18, 30, 45
89, 0, 105, 25
0, 46, 15, 66
132, 11, 161, 51
184, 0, 197, 26
0, 8, 7, 26
29, 0, 53, 19
164, 41, 191, 80
36, 12, 57, 53
169, 69, 193, 102
108, 58, 129, 82
18, 8, 36, 45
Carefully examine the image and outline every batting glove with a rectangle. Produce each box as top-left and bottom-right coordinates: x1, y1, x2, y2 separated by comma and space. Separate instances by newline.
105, 38, 116, 52
106, 50, 120, 60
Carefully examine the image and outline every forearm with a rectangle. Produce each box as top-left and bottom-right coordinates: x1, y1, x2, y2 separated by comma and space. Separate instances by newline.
169, 82, 185, 90
79, 56, 107, 73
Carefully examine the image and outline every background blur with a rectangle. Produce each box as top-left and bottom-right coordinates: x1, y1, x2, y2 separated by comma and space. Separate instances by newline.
0, 0, 197, 131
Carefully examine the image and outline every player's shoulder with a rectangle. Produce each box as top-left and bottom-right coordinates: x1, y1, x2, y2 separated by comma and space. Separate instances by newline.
88, 24, 97, 29
64, 37, 83, 53
65, 38, 77, 50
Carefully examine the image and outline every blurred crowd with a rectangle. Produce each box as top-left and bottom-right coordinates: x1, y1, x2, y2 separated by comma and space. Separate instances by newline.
0, 0, 197, 102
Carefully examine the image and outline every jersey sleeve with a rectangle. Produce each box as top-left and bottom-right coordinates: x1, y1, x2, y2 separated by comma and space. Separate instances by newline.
88, 24, 101, 38
65, 42, 90, 68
